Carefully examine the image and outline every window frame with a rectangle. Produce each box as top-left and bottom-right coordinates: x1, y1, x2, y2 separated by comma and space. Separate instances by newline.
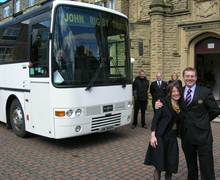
29, 14, 51, 78
3, 6, 10, 18
51, 5, 131, 88
0, 4, 52, 65
138, 40, 144, 57
15, 0, 21, 13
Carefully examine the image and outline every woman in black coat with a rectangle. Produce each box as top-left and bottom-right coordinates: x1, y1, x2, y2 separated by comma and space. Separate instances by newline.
144, 82, 182, 180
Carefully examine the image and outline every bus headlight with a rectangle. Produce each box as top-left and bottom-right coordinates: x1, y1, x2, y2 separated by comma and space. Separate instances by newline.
75, 109, 82, 116
66, 109, 73, 117
75, 125, 81, 132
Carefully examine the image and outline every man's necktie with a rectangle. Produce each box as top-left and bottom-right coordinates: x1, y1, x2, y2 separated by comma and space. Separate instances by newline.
185, 88, 192, 106
158, 81, 161, 87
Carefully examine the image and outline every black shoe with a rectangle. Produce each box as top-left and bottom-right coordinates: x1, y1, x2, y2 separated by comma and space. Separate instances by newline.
142, 125, 148, 129
131, 125, 136, 129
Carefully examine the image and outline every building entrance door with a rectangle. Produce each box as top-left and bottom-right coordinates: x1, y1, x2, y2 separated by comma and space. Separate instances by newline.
195, 37, 220, 101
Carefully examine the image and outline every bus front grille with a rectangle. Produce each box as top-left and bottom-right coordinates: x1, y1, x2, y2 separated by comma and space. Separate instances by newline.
91, 113, 121, 132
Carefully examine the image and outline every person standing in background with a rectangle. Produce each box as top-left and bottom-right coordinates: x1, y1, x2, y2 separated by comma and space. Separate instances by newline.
131, 69, 149, 129
168, 72, 182, 87
150, 72, 168, 111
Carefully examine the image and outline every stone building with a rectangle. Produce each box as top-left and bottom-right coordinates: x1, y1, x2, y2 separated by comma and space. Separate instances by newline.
1, 0, 220, 101
141, 0, 220, 102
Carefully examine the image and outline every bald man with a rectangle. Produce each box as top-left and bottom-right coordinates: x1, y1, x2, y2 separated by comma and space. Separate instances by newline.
150, 73, 168, 111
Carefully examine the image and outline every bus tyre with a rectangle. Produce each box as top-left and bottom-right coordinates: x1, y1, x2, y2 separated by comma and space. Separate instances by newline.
10, 99, 27, 138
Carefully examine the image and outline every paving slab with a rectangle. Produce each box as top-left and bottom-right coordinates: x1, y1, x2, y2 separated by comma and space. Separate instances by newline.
0, 112, 219, 179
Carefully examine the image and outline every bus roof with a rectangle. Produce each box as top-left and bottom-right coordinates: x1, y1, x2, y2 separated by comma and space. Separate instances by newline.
0, 0, 127, 28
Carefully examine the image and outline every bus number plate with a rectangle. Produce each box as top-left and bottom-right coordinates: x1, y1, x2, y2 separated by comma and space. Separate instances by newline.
100, 126, 114, 132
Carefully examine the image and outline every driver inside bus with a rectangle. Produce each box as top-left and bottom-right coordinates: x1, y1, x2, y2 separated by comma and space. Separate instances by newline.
56, 49, 67, 70
53, 49, 68, 84
75, 45, 99, 82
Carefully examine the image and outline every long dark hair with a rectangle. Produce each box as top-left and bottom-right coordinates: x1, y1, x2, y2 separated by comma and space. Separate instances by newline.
166, 81, 182, 99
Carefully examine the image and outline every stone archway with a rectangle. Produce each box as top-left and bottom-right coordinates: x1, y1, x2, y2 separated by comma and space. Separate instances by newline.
189, 34, 220, 101
188, 32, 220, 68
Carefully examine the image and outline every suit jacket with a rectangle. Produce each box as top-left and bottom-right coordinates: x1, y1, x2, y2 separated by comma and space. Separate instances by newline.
151, 98, 181, 137
181, 85, 220, 145
150, 81, 167, 100
133, 76, 149, 101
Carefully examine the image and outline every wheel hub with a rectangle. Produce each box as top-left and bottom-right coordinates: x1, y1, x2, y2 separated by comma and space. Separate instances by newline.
12, 107, 23, 131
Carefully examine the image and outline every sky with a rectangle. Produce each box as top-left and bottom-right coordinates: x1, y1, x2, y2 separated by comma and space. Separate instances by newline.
0, 0, 6, 3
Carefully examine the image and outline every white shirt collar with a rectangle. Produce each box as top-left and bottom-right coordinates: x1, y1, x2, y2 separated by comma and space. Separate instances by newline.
185, 84, 196, 92
184, 84, 196, 98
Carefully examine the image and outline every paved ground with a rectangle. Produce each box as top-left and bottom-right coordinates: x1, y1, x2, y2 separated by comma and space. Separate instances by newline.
0, 112, 220, 180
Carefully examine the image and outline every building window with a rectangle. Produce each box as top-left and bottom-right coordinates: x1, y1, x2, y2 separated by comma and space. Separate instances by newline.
3, 6, 10, 18
138, 40, 144, 56
15, 0, 21, 13
28, 0, 35, 7
107, 0, 115, 9
95, 0, 115, 9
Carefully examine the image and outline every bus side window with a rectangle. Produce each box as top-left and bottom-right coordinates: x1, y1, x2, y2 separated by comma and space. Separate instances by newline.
0, 22, 28, 63
30, 20, 50, 77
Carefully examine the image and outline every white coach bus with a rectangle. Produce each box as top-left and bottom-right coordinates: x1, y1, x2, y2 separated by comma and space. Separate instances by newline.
0, 0, 132, 138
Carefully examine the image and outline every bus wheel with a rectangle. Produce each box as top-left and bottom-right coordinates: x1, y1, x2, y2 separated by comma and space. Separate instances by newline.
10, 99, 27, 137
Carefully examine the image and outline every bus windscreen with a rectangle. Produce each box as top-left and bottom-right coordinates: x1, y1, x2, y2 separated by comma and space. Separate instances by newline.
52, 5, 131, 87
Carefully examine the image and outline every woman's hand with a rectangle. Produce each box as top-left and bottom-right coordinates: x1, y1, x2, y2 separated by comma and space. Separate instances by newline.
150, 131, 158, 148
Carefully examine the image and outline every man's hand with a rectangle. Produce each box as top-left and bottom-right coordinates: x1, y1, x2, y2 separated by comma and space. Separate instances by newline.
155, 99, 163, 109
150, 131, 158, 148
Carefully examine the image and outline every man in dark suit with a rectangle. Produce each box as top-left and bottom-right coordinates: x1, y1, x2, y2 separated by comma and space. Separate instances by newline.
132, 69, 149, 129
180, 67, 220, 180
150, 72, 167, 111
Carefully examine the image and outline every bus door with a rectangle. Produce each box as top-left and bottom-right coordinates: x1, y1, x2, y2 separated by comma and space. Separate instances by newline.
28, 19, 53, 137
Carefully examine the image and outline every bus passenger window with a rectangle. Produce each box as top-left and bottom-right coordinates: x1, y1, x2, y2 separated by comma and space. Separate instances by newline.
0, 22, 28, 63
30, 20, 50, 77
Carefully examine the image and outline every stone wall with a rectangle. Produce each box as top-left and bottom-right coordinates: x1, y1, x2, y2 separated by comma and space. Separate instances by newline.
129, 0, 220, 83
138, 0, 152, 21
170, 0, 188, 12
120, 0, 129, 17
130, 22, 151, 78
163, 16, 181, 80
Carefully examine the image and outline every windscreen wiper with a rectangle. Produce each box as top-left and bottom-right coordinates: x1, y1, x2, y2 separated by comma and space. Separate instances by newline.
85, 57, 105, 91
110, 57, 126, 88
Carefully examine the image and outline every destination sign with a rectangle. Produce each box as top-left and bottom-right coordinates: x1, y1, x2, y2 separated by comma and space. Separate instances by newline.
63, 13, 109, 27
